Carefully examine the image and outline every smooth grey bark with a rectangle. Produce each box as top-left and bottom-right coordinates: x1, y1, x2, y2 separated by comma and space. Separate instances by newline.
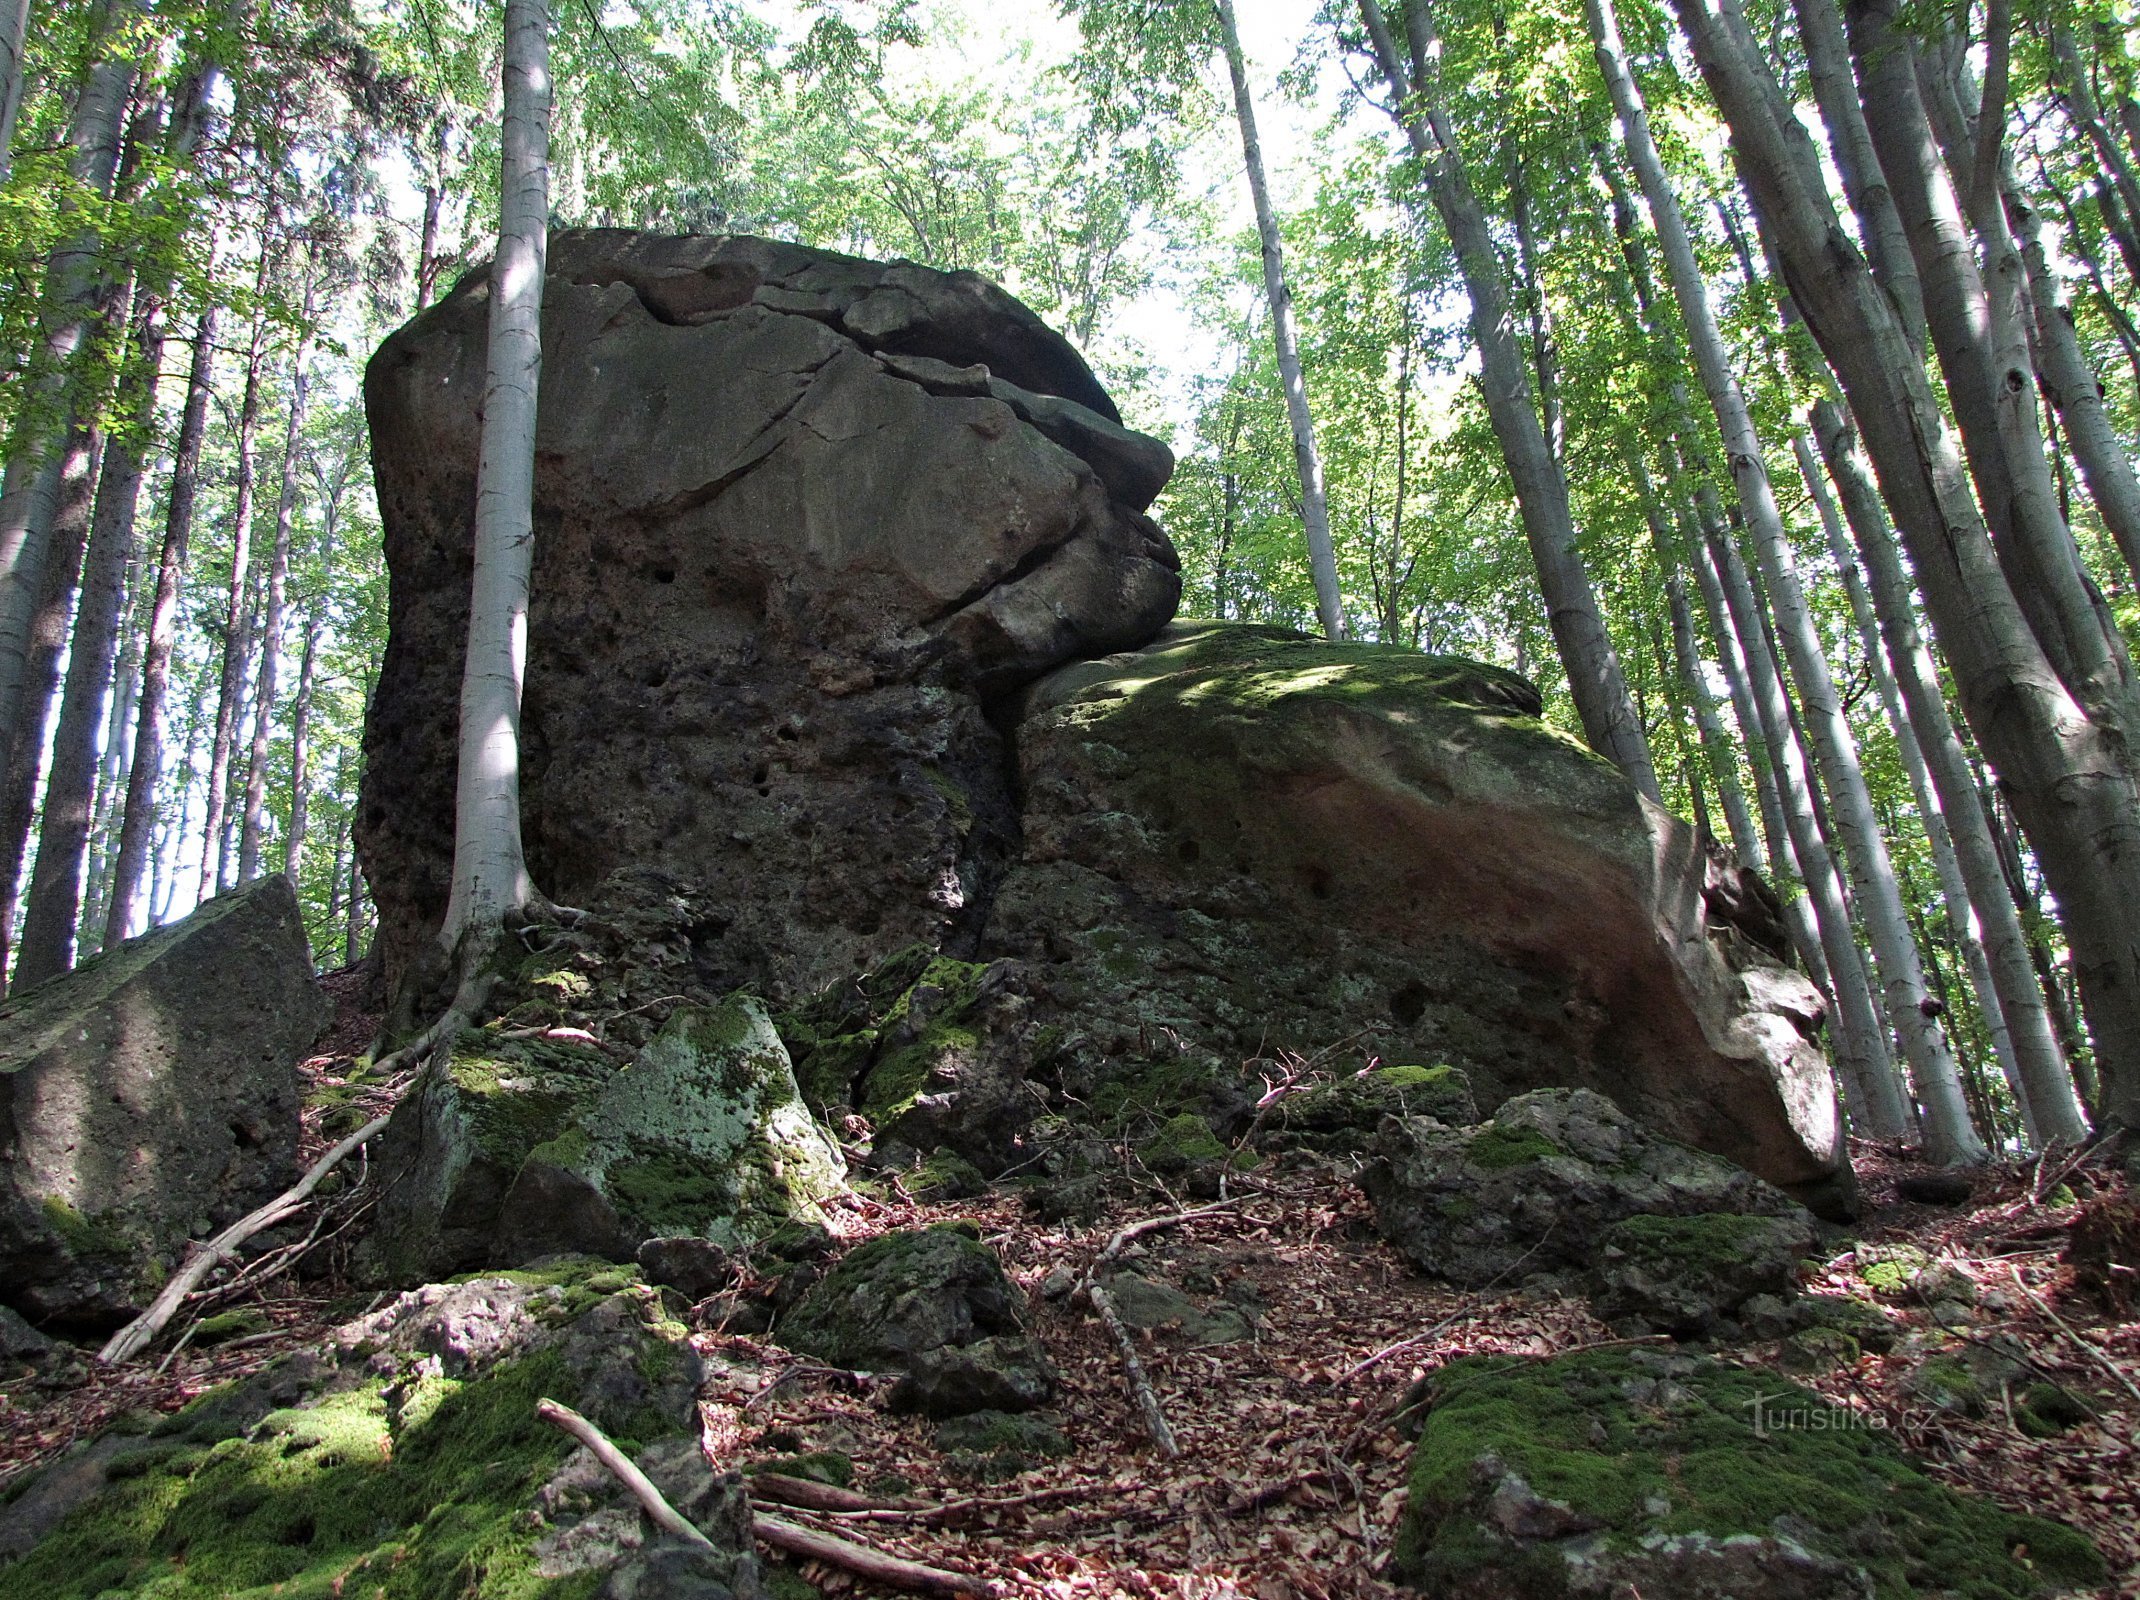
104, 307, 214, 947
440, 0, 551, 950
1358, 0, 1661, 801
0, 0, 32, 182
1850, 0, 2130, 723
0, 428, 95, 995
13, 295, 165, 987
0, 0, 135, 771
1809, 400, 2091, 1144
1671, 0, 2140, 1138
238, 294, 318, 883
1214, 0, 1345, 641
1589, 0, 1973, 1156
197, 271, 272, 898
2049, 23, 2140, 288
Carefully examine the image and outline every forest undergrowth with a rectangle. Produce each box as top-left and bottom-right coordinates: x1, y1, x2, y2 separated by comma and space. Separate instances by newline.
3, 968, 2136, 1599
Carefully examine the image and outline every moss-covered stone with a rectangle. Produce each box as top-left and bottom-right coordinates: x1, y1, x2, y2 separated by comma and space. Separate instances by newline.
1395, 1347, 2103, 1599
1139, 1113, 1227, 1174
1261, 1065, 1477, 1153
0, 1276, 721, 1599
1464, 1123, 1561, 1171
1588, 1213, 1814, 1337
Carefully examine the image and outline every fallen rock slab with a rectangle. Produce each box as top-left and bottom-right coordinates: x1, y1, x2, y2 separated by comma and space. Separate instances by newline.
0, 875, 327, 1328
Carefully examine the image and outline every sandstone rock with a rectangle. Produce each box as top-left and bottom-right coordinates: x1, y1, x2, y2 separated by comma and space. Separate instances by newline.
993, 621, 1851, 1213
1364, 1088, 1810, 1285
1256, 1064, 1478, 1152
1587, 1212, 1817, 1337
0, 875, 327, 1328
888, 1333, 1058, 1417
360, 230, 1179, 1003
363, 995, 845, 1284
1393, 1347, 2103, 1598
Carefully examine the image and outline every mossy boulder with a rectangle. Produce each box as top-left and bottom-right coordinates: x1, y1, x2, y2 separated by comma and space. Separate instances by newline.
364, 995, 846, 1285
1588, 1212, 1816, 1338
779, 949, 1044, 1171
1394, 1347, 2103, 1599
0, 875, 328, 1328
993, 620, 1851, 1216
0, 1266, 760, 1598
1258, 1064, 1478, 1152
1364, 1088, 1811, 1287
776, 1226, 1053, 1415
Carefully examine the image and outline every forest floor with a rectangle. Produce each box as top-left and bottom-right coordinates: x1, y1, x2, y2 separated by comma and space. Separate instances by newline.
3, 969, 2137, 1598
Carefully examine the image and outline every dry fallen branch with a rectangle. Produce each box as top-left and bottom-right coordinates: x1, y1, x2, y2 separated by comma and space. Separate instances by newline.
100, 969, 495, 1366
539, 1400, 995, 1598
749, 1472, 930, 1514
2008, 1265, 2140, 1411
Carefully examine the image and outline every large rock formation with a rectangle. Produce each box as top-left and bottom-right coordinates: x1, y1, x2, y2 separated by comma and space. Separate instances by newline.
361, 229, 1180, 1001
359, 231, 1850, 1231
0, 876, 327, 1328
991, 623, 1848, 1211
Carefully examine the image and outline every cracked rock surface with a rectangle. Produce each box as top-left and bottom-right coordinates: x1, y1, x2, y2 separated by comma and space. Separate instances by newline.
360, 229, 1179, 996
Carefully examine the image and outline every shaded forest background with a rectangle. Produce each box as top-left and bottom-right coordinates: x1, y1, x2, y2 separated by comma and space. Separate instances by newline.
3, 0, 2139, 1161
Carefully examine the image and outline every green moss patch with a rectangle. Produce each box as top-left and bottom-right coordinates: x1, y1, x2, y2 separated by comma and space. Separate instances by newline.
1396, 1349, 2102, 1598
1463, 1122, 1560, 1171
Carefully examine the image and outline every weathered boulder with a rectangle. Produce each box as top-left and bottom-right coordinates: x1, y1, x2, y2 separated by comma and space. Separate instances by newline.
1393, 1348, 2101, 1599
0, 1261, 753, 1599
776, 1224, 1055, 1415
0, 875, 328, 1328
360, 229, 1180, 1002
1364, 1088, 1811, 1285
989, 622, 1850, 1213
1256, 1064, 1479, 1152
363, 994, 845, 1283
1587, 1212, 1817, 1338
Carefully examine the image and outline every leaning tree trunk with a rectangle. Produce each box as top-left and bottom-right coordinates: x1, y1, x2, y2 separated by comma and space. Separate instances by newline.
14, 294, 165, 987
1214, 0, 1345, 641
1358, 0, 1661, 801
238, 296, 318, 883
1670, 0, 2140, 1138
2049, 23, 2140, 289
104, 307, 214, 948
0, 0, 32, 182
439, 0, 553, 953
1589, 0, 1972, 1155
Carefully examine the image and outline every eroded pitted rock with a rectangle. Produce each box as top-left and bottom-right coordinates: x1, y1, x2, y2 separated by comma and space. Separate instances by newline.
0, 875, 328, 1328
360, 230, 1179, 1004
0, 1263, 752, 1599
776, 1224, 1055, 1416
362, 993, 846, 1284
1393, 1347, 2101, 1599
992, 621, 1851, 1213
1364, 1088, 1810, 1285
1587, 1212, 1817, 1338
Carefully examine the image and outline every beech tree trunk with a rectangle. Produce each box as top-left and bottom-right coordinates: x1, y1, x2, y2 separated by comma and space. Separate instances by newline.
1671, 0, 2140, 1138
238, 294, 318, 883
0, 429, 97, 995
197, 267, 273, 899
1359, 0, 1660, 802
14, 295, 165, 987
440, 0, 552, 952
1589, 0, 1978, 1158
0, 0, 32, 182
1214, 0, 1345, 641
104, 308, 215, 947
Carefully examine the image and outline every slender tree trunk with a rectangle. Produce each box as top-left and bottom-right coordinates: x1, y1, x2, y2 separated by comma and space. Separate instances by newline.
1214, 0, 1345, 642
2049, 24, 2140, 288
283, 492, 337, 884
1809, 400, 2091, 1143
440, 0, 551, 952
1359, 0, 1661, 801
14, 295, 166, 987
0, 428, 96, 994
1671, 0, 2140, 1138
0, 0, 135, 770
198, 261, 274, 898
105, 308, 215, 947
1591, 0, 1972, 1154
0, 0, 33, 182
238, 290, 317, 882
